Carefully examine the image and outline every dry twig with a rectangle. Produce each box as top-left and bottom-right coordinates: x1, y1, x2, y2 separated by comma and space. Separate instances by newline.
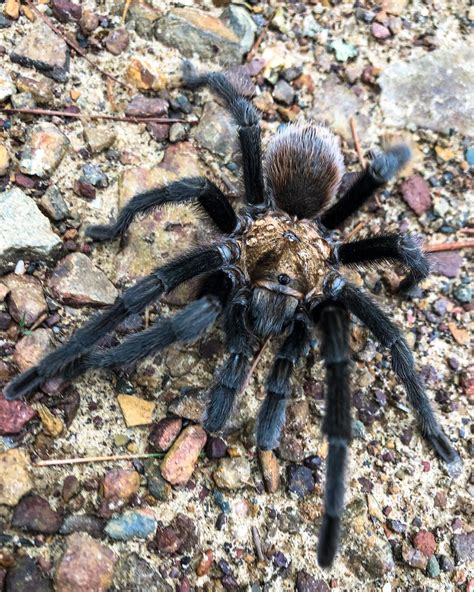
252, 526, 266, 563
33, 452, 163, 468
425, 240, 474, 253
122, 0, 133, 24
349, 116, 366, 168
246, 10, 275, 62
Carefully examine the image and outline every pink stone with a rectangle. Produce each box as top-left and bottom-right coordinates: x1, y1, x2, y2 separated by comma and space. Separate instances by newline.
400, 175, 432, 215
161, 425, 207, 485
371, 22, 391, 39
413, 529, 437, 557
0, 394, 36, 435
149, 417, 182, 452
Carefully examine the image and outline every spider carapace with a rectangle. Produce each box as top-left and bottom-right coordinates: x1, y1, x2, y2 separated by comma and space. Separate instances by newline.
4, 64, 461, 569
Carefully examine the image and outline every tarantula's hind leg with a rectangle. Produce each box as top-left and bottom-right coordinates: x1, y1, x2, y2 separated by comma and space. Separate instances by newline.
86, 177, 237, 242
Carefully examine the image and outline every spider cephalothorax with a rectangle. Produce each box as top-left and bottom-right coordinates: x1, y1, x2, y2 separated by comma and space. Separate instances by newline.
4, 66, 461, 569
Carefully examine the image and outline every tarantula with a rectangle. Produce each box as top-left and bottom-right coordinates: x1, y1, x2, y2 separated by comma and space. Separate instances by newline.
4, 65, 461, 568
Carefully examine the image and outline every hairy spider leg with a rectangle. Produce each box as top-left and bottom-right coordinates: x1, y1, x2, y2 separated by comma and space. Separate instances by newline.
86, 176, 237, 242
321, 145, 411, 229
325, 274, 462, 475
256, 311, 310, 450
335, 233, 430, 294
4, 243, 237, 401
183, 63, 265, 206
313, 301, 352, 568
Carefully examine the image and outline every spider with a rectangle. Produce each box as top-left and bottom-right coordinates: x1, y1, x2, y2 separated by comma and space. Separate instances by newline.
4, 64, 461, 568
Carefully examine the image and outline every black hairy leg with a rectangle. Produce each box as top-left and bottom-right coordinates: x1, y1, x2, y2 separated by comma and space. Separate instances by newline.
321, 145, 411, 229
86, 176, 237, 242
257, 311, 310, 450
182, 62, 265, 206
204, 287, 257, 432
312, 302, 352, 568
325, 274, 462, 476
4, 243, 237, 401
335, 233, 430, 294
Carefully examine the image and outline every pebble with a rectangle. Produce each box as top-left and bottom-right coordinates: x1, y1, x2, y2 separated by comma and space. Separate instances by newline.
0, 143, 9, 175
147, 122, 169, 142
273, 79, 295, 105
144, 460, 172, 501
213, 457, 251, 490
0, 188, 62, 273
193, 101, 239, 160
105, 509, 157, 540
11, 22, 70, 82
429, 251, 463, 278
126, 95, 168, 117
117, 394, 156, 427
169, 122, 187, 143
126, 55, 167, 91
83, 125, 116, 154
161, 424, 207, 485
0, 394, 36, 435
105, 27, 129, 55
196, 549, 213, 577
39, 186, 70, 221
55, 533, 116, 592
371, 22, 391, 39
15, 74, 54, 105
221, 5, 256, 53
454, 285, 472, 304
79, 163, 108, 188
12, 493, 62, 534
287, 464, 315, 498
5, 555, 53, 592
112, 552, 172, 592
379, 46, 474, 136
149, 417, 182, 452
205, 435, 227, 459
330, 38, 358, 62
427, 555, 441, 578
13, 327, 54, 371
3, 273, 47, 326
402, 543, 428, 570
0, 448, 33, 505
50, 0, 82, 22
414, 529, 437, 557
400, 175, 432, 215
465, 147, 474, 165
0, 68, 16, 101
4, 0, 20, 20
155, 8, 244, 62
49, 253, 118, 306
452, 532, 473, 563
102, 468, 140, 503
59, 514, 104, 538
258, 449, 280, 493
62, 475, 80, 502
155, 513, 198, 555
20, 122, 69, 177
296, 571, 329, 592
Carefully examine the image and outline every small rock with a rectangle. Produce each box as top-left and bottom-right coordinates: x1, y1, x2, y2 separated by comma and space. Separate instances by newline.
3, 273, 47, 326
452, 532, 474, 563
155, 513, 198, 555
12, 493, 62, 534
273, 79, 295, 105
74, 180, 96, 200
287, 465, 315, 498
196, 549, 213, 577
400, 175, 432, 215
0, 143, 9, 175
0, 448, 33, 505
167, 389, 208, 422
105, 509, 157, 540
79, 163, 108, 188
448, 322, 469, 345
296, 571, 329, 592
5, 555, 53, 592
105, 27, 129, 55
402, 543, 428, 570
20, 122, 69, 177
13, 328, 53, 372
126, 95, 168, 118
0, 394, 36, 435
149, 417, 182, 452
371, 22, 391, 39
147, 122, 169, 142
102, 468, 140, 503
49, 253, 118, 307
62, 475, 80, 502
465, 147, 474, 165
4, 0, 20, 20
144, 460, 172, 501
83, 126, 116, 154
161, 424, 207, 485
427, 555, 440, 578
0, 68, 16, 101
126, 55, 167, 91
429, 251, 463, 278
330, 38, 358, 62
59, 514, 104, 538
50, 0, 82, 22
213, 457, 251, 490
11, 22, 70, 82
193, 101, 238, 160
221, 5, 256, 53
414, 529, 437, 557
258, 449, 280, 493
169, 122, 187, 143
14, 74, 54, 105
79, 9, 99, 34
155, 8, 244, 62
205, 435, 227, 459
39, 186, 70, 221
0, 188, 62, 274
55, 533, 116, 592
113, 552, 172, 592
117, 394, 156, 427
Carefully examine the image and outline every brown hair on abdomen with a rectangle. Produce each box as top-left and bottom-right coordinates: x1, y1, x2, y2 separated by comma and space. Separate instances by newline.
264, 123, 345, 219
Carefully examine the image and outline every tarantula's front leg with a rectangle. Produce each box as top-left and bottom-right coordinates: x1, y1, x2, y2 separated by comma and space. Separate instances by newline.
4, 243, 237, 401
325, 274, 462, 475
312, 300, 353, 568
334, 233, 430, 294
257, 310, 310, 450
87, 177, 237, 242
321, 145, 411, 230
183, 63, 265, 206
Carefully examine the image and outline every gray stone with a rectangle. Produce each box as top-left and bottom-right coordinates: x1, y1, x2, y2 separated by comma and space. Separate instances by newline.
0, 68, 16, 102
10, 22, 70, 82
39, 186, 70, 221
113, 552, 172, 592
155, 8, 244, 62
193, 101, 238, 160
0, 188, 62, 273
379, 47, 474, 137
273, 79, 295, 105
20, 123, 69, 177
221, 5, 257, 53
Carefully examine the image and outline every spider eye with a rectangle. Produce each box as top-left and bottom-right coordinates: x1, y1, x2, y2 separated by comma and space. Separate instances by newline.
278, 273, 291, 285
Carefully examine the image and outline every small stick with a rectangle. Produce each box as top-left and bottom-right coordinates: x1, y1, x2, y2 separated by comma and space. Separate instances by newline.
30, 313, 48, 332
242, 338, 270, 393
25, 0, 133, 92
459, 228, 474, 235
252, 526, 266, 563
246, 10, 275, 62
122, 0, 133, 24
33, 452, 164, 467
1, 107, 185, 124
425, 240, 474, 253
345, 220, 365, 242
349, 116, 366, 168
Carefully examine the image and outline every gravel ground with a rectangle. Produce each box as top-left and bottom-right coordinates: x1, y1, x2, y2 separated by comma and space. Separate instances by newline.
0, 1, 472, 591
